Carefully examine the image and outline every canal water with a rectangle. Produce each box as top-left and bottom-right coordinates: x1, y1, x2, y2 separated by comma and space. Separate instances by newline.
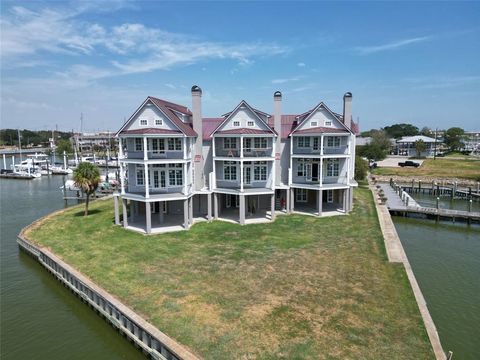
393, 194, 480, 360
0, 166, 144, 359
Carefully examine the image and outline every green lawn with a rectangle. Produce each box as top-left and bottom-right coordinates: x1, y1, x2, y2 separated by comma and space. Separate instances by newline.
27, 187, 434, 359
373, 158, 480, 181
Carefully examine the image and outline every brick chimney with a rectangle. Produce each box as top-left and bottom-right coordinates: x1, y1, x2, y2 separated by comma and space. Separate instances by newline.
343, 92, 352, 130
274, 91, 282, 186
191, 85, 204, 190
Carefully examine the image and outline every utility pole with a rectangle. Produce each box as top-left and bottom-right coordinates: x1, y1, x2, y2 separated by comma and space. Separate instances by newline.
434, 128, 438, 160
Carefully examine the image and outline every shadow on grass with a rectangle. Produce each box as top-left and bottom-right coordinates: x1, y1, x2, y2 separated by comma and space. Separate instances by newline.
73, 209, 103, 217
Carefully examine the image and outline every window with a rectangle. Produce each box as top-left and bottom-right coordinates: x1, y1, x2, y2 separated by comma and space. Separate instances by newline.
311, 121, 318, 127
224, 161, 237, 180
247, 120, 255, 127
155, 119, 163, 126
297, 136, 310, 148
327, 190, 334, 203
254, 137, 267, 149
140, 119, 148, 126
326, 159, 339, 177
151, 139, 165, 153
223, 137, 237, 149
296, 188, 308, 202
313, 137, 320, 151
325, 120, 332, 127
253, 161, 267, 181
168, 138, 182, 151
297, 159, 305, 177
243, 138, 252, 152
136, 165, 144, 186
135, 138, 143, 151
168, 169, 183, 186
233, 121, 240, 127
327, 136, 341, 147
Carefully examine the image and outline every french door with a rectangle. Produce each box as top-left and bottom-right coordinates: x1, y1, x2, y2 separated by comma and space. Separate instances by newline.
244, 166, 251, 185
152, 169, 166, 189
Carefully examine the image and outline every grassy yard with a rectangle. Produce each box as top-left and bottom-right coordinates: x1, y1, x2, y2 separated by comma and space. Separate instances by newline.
26, 188, 434, 359
373, 157, 480, 181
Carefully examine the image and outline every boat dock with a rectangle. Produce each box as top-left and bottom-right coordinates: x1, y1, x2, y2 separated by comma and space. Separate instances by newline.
391, 179, 480, 201
377, 182, 480, 224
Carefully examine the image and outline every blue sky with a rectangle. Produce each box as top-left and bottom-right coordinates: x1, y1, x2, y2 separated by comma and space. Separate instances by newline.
1, 0, 479, 133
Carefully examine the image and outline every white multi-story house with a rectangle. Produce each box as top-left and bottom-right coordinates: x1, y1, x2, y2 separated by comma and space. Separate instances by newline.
113, 87, 357, 233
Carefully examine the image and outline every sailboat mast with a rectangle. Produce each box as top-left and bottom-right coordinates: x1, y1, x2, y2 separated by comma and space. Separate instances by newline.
17, 129, 22, 162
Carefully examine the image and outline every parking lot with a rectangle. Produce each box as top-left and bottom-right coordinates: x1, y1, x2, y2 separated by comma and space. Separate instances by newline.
376, 156, 425, 168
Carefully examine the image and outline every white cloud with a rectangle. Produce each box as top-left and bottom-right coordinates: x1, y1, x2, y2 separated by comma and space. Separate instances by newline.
297, 62, 306, 67
271, 76, 302, 84
354, 36, 431, 55
405, 75, 480, 89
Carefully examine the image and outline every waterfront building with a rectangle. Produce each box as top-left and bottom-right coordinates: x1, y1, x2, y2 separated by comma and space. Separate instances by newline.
396, 135, 437, 157
115, 87, 358, 233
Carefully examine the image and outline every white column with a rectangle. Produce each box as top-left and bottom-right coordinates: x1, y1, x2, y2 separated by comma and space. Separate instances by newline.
118, 138, 124, 158
271, 160, 276, 190
320, 135, 324, 156
319, 158, 323, 187
122, 199, 128, 227
183, 199, 189, 229
189, 197, 193, 225
214, 193, 219, 219
239, 195, 245, 225
318, 190, 323, 216
145, 202, 152, 234
183, 137, 187, 159
289, 137, 293, 186
240, 136, 244, 158
207, 193, 212, 221
212, 137, 216, 157
183, 162, 187, 194
120, 162, 125, 195
145, 164, 150, 199
240, 160, 244, 192
143, 137, 148, 160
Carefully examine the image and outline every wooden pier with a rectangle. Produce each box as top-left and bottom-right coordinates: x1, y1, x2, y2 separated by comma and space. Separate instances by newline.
377, 182, 480, 224
391, 179, 480, 201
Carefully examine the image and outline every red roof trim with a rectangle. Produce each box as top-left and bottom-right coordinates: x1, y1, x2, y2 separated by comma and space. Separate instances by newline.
120, 128, 182, 135
216, 128, 275, 135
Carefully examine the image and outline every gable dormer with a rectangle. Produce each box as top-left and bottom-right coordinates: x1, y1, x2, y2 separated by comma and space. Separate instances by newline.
291, 102, 351, 135
212, 100, 276, 136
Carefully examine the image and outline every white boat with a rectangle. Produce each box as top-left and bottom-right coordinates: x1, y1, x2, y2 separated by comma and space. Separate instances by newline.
13, 159, 42, 178
61, 179, 80, 191
50, 166, 73, 175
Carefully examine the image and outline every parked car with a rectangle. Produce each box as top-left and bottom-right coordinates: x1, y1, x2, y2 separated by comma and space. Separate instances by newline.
398, 160, 420, 168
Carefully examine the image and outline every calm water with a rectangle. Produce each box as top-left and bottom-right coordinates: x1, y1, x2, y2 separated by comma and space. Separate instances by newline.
394, 194, 480, 360
0, 170, 144, 359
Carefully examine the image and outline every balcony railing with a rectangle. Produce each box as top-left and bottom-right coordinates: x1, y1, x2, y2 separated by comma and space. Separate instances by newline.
293, 146, 348, 155
125, 150, 185, 160
215, 147, 274, 157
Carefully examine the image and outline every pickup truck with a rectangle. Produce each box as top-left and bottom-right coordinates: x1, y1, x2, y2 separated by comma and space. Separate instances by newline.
398, 160, 420, 168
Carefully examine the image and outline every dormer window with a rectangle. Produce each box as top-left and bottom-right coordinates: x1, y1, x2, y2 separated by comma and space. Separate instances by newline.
325, 120, 332, 127
140, 119, 148, 126
247, 120, 255, 127
311, 121, 318, 127
155, 119, 163, 126
233, 121, 240, 127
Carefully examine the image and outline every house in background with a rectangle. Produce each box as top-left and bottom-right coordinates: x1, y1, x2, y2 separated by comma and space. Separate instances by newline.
396, 135, 437, 157
114, 87, 358, 234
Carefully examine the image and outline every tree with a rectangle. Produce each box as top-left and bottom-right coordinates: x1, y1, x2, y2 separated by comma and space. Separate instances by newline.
73, 162, 101, 216
414, 139, 426, 158
420, 127, 432, 137
355, 156, 368, 181
358, 130, 391, 160
56, 139, 73, 155
383, 123, 419, 139
444, 127, 465, 151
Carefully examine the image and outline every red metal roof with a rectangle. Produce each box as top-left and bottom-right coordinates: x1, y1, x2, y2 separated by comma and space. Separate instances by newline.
293, 126, 348, 134
149, 97, 197, 137
216, 128, 275, 135
120, 128, 182, 135
202, 118, 223, 140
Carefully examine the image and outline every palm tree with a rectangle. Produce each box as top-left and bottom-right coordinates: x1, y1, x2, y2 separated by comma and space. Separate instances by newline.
73, 162, 101, 216
414, 139, 426, 158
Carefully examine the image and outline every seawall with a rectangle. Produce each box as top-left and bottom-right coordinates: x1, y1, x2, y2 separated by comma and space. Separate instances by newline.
369, 181, 447, 360
17, 230, 200, 360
